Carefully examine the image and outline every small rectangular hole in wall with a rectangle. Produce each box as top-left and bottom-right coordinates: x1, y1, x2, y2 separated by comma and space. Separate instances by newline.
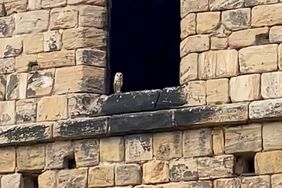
23, 174, 39, 188
63, 153, 76, 169
234, 152, 255, 176
255, 33, 269, 45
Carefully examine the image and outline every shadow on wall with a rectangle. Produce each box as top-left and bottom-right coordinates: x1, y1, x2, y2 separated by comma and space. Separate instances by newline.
108, 0, 180, 93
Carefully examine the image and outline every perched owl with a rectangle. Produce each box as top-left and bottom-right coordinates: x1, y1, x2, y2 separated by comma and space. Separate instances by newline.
113, 72, 123, 93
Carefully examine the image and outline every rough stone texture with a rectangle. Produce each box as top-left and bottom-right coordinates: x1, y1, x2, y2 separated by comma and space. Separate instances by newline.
0, 16, 14, 38
0, 101, 15, 125
1, 173, 23, 188
15, 54, 37, 73
6, 73, 27, 100
183, 81, 206, 106
180, 35, 209, 57
181, 0, 209, 17
245, 0, 278, 6
278, 45, 282, 70
43, 30, 62, 52
100, 137, 124, 162
222, 8, 251, 31
261, 72, 282, 99
156, 87, 186, 109
68, 0, 105, 5
198, 155, 234, 179
153, 131, 182, 160
115, 164, 142, 186
270, 26, 282, 43
28, 0, 41, 10
88, 165, 114, 187
76, 48, 106, 67
197, 12, 220, 34
180, 53, 198, 84
181, 13, 196, 39
143, 160, 169, 184
50, 7, 78, 30
23, 34, 44, 54
0, 75, 5, 100
252, 4, 282, 27
211, 37, 228, 50
79, 5, 106, 28
0, 58, 15, 74
255, 151, 282, 174
16, 99, 36, 123
206, 78, 229, 104
38, 171, 57, 188
37, 50, 75, 69
0, 36, 22, 58
0, 147, 15, 173
249, 98, 282, 119
210, 0, 244, 10
241, 176, 271, 188
272, 174, 282, 188
183, 128, 212, 157
42, 0, 66, 8
73, 139, 99, 167
263, 122, 282, 151
212, 128, 224, 155
57, 168, 87, 188
4, 0, 27, 15
169, 158, 198, 181
214, 178, 240, 188
225, 124, 262, 153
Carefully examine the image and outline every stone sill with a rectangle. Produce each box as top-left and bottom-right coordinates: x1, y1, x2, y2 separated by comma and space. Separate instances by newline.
1, 97, 282, 146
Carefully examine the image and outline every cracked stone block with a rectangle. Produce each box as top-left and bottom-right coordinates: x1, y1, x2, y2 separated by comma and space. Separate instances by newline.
16, 99, 36, 123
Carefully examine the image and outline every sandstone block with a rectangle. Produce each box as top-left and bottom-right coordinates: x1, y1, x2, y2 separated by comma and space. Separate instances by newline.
153, 131, 182, 160
263, 122, 282, 150
63, 27, 106, 49
211, 37, 228, 50
16, 99, 36, 123
6, 73, 27, 100
38, 171, 57, 188
0, 147, 15, 173
46, 141, 73, 169
210, 0, 244, 10
181, 0, 208, 17
50, 7, 78, 30
180, 13, 196, 39
225, 124, 262, 153
0, 101, 15, 125
125, 134, 152, 162
199, 49, 238, 79
245, 0, 278, 6
4, 0, 27, 15
252, 4, 282, 27
23, 33, 44, 54
230, 74, 261, 102
250, 98, 282, 119
222, 8, 250, 31
76, 48, 106, 67
214, 178, 240, 188
229, 27, 269, 49
17, 145, 45, 171
100, 136, 124, 162
180, 35, 209, 57
198, 155, 234, 179
272, 174, 282, 188
38, 50, 75, 69
37, 95, 68, 121
15, 54, 37, 72
68, 0, 105, 6
0, 58, 15, 74
180, 53, 198, 85
0, 36, 22, 58
143, 160, 169, 184
197, 12, 220, 34
261, 72, 282, 99
115, 164, 141, 186
0, 75, 5, 100
270, 26, 282, 43
15, 10, 49, 34
182, 81, 206, 106
255, 151, 282, 174
27, 69, 55, 98
212, 128, 224, 155
239, 44, 278, 74
79, 5, 106, 28
57, 168, 87, 188
278, 44, 282, 70
73, 139, 99, 167
43, 30, 62, 52
54, 65, 106, 94
169, 158, 198, 181
88, 165, 114, 187
241, 176, 270, 188
0, 16, 14, 38
206, 78, 229, 104
1, 173, 23, 188
183, 128, 212, 157
42, 0, 66, 8
27, 0, 41, 10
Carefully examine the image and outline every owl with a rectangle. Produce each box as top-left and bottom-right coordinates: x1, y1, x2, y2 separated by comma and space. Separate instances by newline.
113, 72, 123, 93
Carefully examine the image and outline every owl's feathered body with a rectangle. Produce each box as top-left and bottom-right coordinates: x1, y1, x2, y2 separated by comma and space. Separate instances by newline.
113, 72, 123, 93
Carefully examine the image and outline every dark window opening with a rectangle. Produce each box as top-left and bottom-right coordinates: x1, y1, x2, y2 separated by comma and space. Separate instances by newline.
234, 152, 255, 175
63, 153, 76, 169
108, 0, 180, 93
23, 174, 39, 188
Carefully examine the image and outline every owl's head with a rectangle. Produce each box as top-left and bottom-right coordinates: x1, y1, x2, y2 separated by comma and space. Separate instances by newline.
115, 72, 123, 79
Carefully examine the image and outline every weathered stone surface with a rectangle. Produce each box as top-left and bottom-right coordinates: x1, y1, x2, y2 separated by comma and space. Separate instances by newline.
207, 78, 229, 104
214, 178, 240, 188
38, 171, 57, 188
153, 131, 182, 160
0, 122, 52, 145
27, 69, 55, 98
263, 122, 282, 150
156, 87, 186, 109
46, 141, 73, 169
183, 81, 206, 106
0, 75, 5, 100
211, 37, 228, 50
63, 27, 106, 49
125, 134, 152, 162
252, 4, 282, 27
212, 128, 224, 155
181, 13, 196, 39
198, 155, 234, 179
143, 160, 169, 184
0, 16, 14, 38
0, 101, 15, 125
115, 164, 141, 186
76, 48, 106, 67
169, 158, 198, 181
43, 30, 62, 52
54, 65, 106, 94
6, 73, 27, 100
17, 144, 45, 171
175, 102, 248, 126
197, 12, 220, 34
23, 33, 44, 54
54, 117, 108, 139
38, 50, 75, 69
272, 174, 282, 188
210, 0, 244, 10
249, 98, 282, 119
50, 7, 78, 30
79, 5, 106, 28
180, 53, 198, 84
42, 0, 66, 8
278, 45, 282, 70
261, 72, 282, 99
241, 176, 270, 188
1, 173, 23, 188
15, 54, 37, 72
180, 35, 209, 57
229, 27, 269, 49
68, 0, 105, 6
37, 95, 68, 121
269, 26, 282, 43
27, 0, 41, 10
183, 128, 212, 157
100, 136, 124, 162
230, 74, 261, 102
0, 58, 15, 74
0, 36, 22, 58
0, 147, 15, 173
255, 151, 282, 174
73, 139, 99, 167
57, 168, 87, 188
222, 8, 250, 31
88, 165, 114, 187
225, 124, 262, 153
245, 0, 278, 6
16, 99, 36, 123
198, 49, 238, 79
138, 181, 212, 188
239, 44, 278, 74
15, 10, 49, 34
4, 0, 27, 15
101, 90, 160, 115
181, 0, 208, 17
109, 111, 173, 134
